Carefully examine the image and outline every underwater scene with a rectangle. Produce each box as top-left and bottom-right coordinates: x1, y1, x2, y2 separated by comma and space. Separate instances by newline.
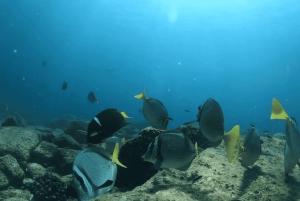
1, 0, 300, 200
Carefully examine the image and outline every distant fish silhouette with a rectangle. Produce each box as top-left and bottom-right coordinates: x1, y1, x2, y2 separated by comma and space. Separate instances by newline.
184, 109, 190, 112
42, 61, 47, 66
88, 92, 98, 104
62, 81, 67, 90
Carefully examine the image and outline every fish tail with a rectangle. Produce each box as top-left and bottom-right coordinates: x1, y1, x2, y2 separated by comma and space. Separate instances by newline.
223, 125, 241, 163
121, 111, 132, 118
270, 98, 289, 120
111, 143, 127, 168
134, 89, 147, 100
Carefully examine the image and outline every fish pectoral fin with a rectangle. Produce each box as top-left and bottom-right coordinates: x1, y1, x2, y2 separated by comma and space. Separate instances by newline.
154, 159, 163, 170
121, 111, 133, 118
90, 132, 99, 137
223, 125, 241, 163
134, 89, 147, 100
167, 117, 173, 121
111, 143, 127, 168
270, 98, 289, 120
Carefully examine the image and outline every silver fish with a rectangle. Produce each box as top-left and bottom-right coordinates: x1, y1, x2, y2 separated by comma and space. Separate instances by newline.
134, 89, 172, 130
72, 144, 126, 200
240, 126, 261, 167
142, 132, 198, 171
197, 98, 224, 147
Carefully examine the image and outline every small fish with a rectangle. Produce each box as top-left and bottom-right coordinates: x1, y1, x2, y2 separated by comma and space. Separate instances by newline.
73, 143, 126, 200
250, 124, 255, 127
184, 109, 190, 112
87, 109, 131, 144
270, 98, 300, 175
42, 61, 47, 66
142, 132, 198, 171
134, 89, 172, 130
62, 81, 67, 90
88, 92, 98, 104
238, 126, 261, 167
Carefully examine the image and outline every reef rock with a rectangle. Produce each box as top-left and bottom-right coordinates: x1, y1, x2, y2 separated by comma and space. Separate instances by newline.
1, 116, 19, 127
0, 154, 25, 190
26, 163, 47, 179
55, 148, 80, 175
52, 134, 81, 150
0, 127, 40, 168
0, 189, 32, 201
31, 141, 58, 167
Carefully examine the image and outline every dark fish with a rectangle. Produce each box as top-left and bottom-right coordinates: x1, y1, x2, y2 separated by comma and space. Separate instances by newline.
197, 98, 225, 147
142, 132, 198, 171
62, 81, 67, 90
134, 89, 172, 130
88, 92, 98, 104
196, 98, 240, 163
239, 126, 261, 167
271, 98, 300, 175
250, 124, 255, 127
87, 109, 131, 144
73, 144, 126, 200
184, 109, 190, 112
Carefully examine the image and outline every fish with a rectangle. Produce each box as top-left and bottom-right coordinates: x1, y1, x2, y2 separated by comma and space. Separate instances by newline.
62, 81, 67, 90
184, 109, 190, 112
101, 136, 126, 154
197, 99, 225, 147
42, 61, 47, 66
238, 125, 261, 167
72, 143, 126, 200
134, 89, 173, 130
185, 98, 240, 163
142, 132, 198, 171
88, 92, 98, 104
87, 109, 131, 144
270, 98, 300, 175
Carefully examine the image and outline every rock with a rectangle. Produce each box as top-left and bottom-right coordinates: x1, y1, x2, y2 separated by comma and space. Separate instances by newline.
31, 141, 58, 166
273, 133, 285, 140
22, 178, 34, 189
52, 134, 81, 150
0, 154, 25, 190
0, 189, 32, 201
1, 116, 19, 127
30, 172, 77, 201
53, 129, 65, 137
0, 127, 40, 168
26, 163, 47, 179
55, 148, 80, 175
64, 120, 89, 136
73, 130, 87, 144
115, 125, 210, 189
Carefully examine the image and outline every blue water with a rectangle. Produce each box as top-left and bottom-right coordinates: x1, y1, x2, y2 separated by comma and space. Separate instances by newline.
1, 0, 300, 134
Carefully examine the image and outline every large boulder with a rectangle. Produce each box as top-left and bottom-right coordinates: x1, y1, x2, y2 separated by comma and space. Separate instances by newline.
0, 127, 40, 168
31, 141, 58, 167
0, 154, 25, 190
52, 134, 81, 150
55, 148, 80, 175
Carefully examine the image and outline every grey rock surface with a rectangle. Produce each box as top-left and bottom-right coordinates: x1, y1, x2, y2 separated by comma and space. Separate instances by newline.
26, 163, 47, 179
31, 141, 58, 166
0, 154, 25, 190
55, 148, 80, 175
52, 134, 81, 150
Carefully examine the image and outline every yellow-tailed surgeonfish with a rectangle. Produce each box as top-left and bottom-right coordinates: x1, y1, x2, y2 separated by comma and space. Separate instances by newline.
134, 89, 173, 130
238, 125, 261, 167
271, 98, 300, 175
72, 143, 126, 200
191, 98, 240, 163
142, 132, 198, 171
87, 109, 132, 144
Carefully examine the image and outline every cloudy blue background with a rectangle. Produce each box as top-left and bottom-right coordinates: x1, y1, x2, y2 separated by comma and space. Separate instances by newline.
1, 0, 300, 134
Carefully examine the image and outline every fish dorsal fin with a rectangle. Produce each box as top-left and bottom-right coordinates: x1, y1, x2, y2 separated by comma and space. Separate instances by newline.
270, 98, 289, 120
134, 89, 147, 100
121, 111, 132, 118
223, 125, 240, 163
111, 143, 127, 168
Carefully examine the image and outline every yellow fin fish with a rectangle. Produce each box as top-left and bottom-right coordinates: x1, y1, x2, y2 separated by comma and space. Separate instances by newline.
223, 125, 241, 163
111, 143, 127, 168
270, 98, 288, 120
134, 89, 147, 100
